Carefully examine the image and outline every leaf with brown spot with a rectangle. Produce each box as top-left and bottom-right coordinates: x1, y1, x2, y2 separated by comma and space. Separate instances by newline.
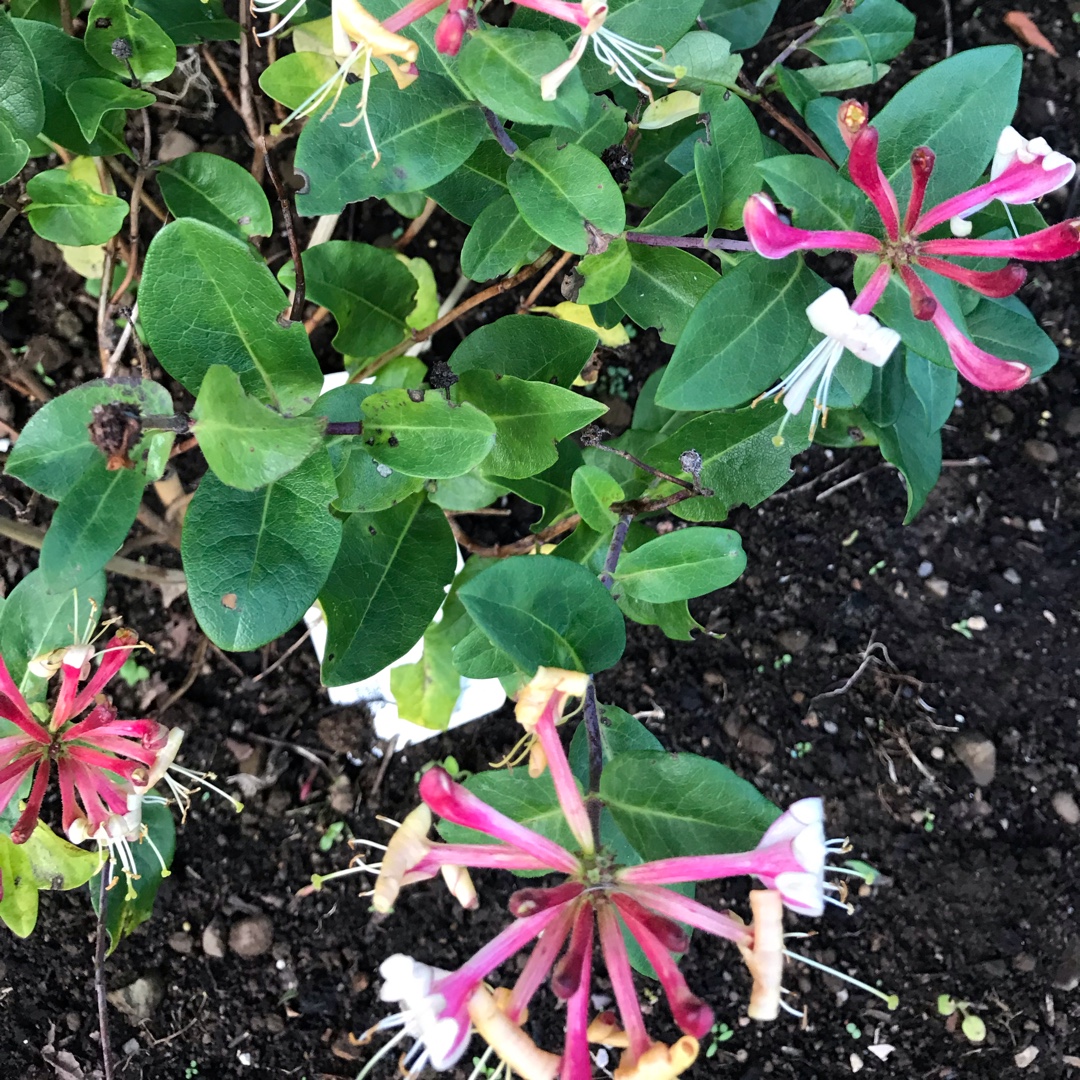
221, 592, 238, 609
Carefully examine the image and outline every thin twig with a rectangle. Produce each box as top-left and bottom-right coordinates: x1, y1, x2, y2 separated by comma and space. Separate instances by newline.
941, 0, 954, 58
96, 241, 118, 369
624, 232, 754, 253
262, 138, 305, 321
815, 466, 882, 502
746, 80, 833, 164
393, 198, 438, 250
589, 441, 709, 494
756, 20, 831, 87
104, 302, 138, 375
481, 107, 518, 156
445, 512, 582, 558
237, 5, 266, 180
350, 250, 555, 381
105, 159, 167, 223
599, 512, 633, 591
157, 636, 209, 716
0, 515, 187, 591
246, 731, 335, 778
252, 628, 312, 683
95, 869, 116, 1080
518, 250, 573, 313
58, 0, 74, 34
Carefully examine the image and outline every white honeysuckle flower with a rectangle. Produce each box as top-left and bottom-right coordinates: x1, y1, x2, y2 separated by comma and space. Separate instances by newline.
357, 954, 472, 1078
991, 126, 1076, 183
758, 289, 900, 441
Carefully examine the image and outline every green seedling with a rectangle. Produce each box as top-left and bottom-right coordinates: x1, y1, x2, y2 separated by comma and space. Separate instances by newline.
938, 994, 987, 1042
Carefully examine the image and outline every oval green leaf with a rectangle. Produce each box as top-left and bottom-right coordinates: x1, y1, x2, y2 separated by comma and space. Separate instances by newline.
157, 152, 273, 240
613, 526, 746, 602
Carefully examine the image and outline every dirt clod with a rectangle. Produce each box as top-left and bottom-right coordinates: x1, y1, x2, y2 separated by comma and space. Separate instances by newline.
1052, 791, 1080, 825
953, 734, 997, 786
229, 914, 274, 958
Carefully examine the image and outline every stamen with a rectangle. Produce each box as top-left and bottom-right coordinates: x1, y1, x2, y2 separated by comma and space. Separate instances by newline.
170, 764, 244, 813
784, 949, 899, 1009
253, 0, 308, 38
467, 1044, 498, 1080
356, 1025, 411, 1080
778, 996, 805, 1018
139, 824, 172, 878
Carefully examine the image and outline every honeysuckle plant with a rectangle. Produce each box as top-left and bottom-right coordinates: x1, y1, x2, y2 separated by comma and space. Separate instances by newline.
0, 0, 1075, 1006
308, 668, 895, 1078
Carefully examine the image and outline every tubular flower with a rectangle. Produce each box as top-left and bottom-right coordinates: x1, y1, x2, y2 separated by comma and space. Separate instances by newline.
743, 109, 1080, 394
512, 0, 676, 99
340, 672, 891, 1075
757, 281, 900, 440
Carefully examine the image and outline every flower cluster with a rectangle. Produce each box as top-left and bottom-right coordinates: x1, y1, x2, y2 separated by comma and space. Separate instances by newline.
744, 105, 1079, 433
0, 629, 240, 895
340, 668, 892, 1079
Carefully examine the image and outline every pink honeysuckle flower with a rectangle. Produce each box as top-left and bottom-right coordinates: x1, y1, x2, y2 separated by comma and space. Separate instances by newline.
512, 0, 676, 100
743, 105, 1080, 394
0, 629, 171, 845
341, 668, 892, 1076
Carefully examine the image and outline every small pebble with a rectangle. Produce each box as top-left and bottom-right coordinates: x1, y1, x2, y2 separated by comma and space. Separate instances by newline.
925, 578, 949, 599
230, 914, 274, 958
202, 923, 226, 959
850, 1053, 863, 1073
1003, 568, 1022, 586
1052, 938, 1080, 991
1023, 440, 1058, 465
122, 1038, 140, 1056
776, 628, 811, 653
930, 746, 945, 760
954, 734, 996, 786
168, 931, 193, 955
917, 560, 934, 578
1028, 518, 1046, 533
1052, 791, 1080, 825
823, 720, 839, 736
265, 1014, 285, 1035
1015, 1046, 1039, 1068
1063, 406, 1080, 437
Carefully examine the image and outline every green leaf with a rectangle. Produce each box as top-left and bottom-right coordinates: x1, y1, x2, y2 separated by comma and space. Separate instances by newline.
756, 156, 863, 232
449, 314, 597, 386
0, 569, 105, 698
12, 19, 126, 156
192, 366, 324, 490
575, 239, 632, 305
65, 77, 155, 143
390, 618, 461, 731
426, 140, 510, 225
651, 403, 811, 522
636, 171, 706, 237
0, 11, 45, 139
84, 0, 177, 83
318, 384, 426, 512
6, 379, 173, 500
458, 27, 589, 127
874, 382, 942, 523
132, 0, 237, 44
90, 800, 176, 954
615, 244, 719, 346
872, 46, 1021, 210
294, 74, 487, 216
157, 152, 273, 240
359, 388, 496, 479
613, 527, 745, 602
799, 60, 891, 93
140, 219, 323, 412
25, 168, 127, 246
183, 452, 341, 651
38, 460, 144, 591
278, 241, 417, 359
698, 88, 762, 230
698, 0, 780, 51
258, 51, 340, 111
451, 624, 519, 679
665, 31, 743, 92
617, 592, 702, 641
0, 835, 39, 937
507, 138, 625, 255
571, 464, 624, 531
905, 350, 956, 434
569, 702, 663, 781
602, 750, 780, 860
695, 136, 724, 237
454, 371, 606, 480
22, 819, 99, 891
429, 471, 508, 512
966, 298, 1058, 378
0, 119, 29, 184
458, 555, 626, 673
460, 193, 548, 282
489, 438, 583, 528
807, 0, 915, 64
318, 494, 457, 685
550, 94, 628, 156
657, 256, 820, 409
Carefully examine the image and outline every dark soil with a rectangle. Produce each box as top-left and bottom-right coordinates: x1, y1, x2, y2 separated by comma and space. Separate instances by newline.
2, 1, 1079, 1078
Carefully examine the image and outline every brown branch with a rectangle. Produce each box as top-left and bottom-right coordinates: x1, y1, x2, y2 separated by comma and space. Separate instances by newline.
517, 249, 573, 313
262, 137, 305, 322
740, 73, 832, 165
237, 6, 266, 181
445, 511, 582, 558
350, 249, 555, 382
393, 198, 438, 250
157, 635, 209, 716
105, 159, 168, 223
58, 0, 74, 35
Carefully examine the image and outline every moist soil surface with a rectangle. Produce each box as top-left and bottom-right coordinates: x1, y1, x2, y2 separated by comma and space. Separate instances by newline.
2, 0, 1080, 1078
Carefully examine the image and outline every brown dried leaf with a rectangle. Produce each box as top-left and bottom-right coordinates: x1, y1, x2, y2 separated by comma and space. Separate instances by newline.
1003, 11, 1059, 57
